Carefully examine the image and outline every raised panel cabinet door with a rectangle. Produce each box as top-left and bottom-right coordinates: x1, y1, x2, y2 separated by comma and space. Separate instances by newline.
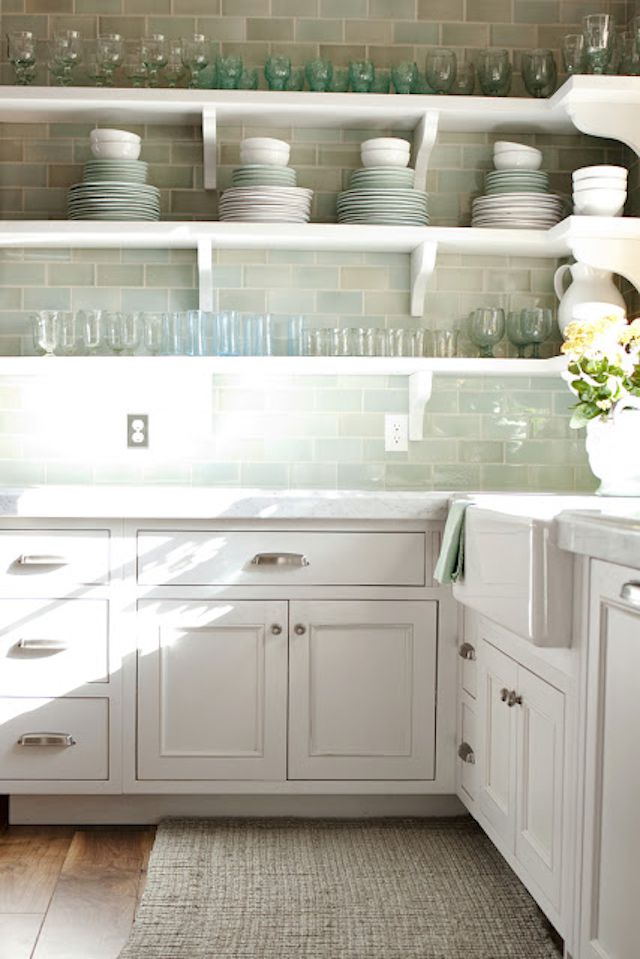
288, 600, 437, 780
457, 693, 478, 809
580, 561, 640, 959
137, 600, 287, 781
477, 640, 518, 850
514, 665, 565, 911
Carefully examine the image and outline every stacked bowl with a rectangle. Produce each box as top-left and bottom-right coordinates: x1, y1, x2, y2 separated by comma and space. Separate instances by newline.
572, 165, 627, 217
219, 137, 313, 222
471, 141, 565, 229
67, 130, 160, 221
337, 138, 428, 226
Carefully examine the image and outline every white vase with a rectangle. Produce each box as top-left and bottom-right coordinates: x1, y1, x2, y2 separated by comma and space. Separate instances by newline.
553, 262, 626, 336
585, 397, 640, 496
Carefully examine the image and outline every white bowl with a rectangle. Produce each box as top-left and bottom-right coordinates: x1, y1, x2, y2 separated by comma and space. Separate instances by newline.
573, 178, 628, 191
573, 188, 626, 216
241, 136, 290, 151
361, 148, 410, 168
240, 149, 290, 167
361, 137, 410, 153
573, 165, 627, 182
493, 141, 541, 156
90, 129, 141, 144
90, 139, 142, 160
493, 151, 542, 171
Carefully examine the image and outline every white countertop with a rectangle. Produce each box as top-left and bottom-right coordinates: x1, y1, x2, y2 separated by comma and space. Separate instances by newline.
0, 487, 450, 521
555, 506, 640, 567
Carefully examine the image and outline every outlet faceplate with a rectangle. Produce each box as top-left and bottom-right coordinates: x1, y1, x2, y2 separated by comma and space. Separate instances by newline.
127, 414, 149, 449
384, 414, 409, 452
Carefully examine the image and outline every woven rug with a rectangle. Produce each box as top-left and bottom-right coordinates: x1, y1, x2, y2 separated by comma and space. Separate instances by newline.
119, 817, 561, 959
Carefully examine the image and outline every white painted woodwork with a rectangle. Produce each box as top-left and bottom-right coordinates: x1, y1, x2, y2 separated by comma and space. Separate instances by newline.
288, 600, 437, 780
0, 697, 109, 780
136, 529, 426, 588
580, 560, 640, 959
460, 641, 477, 699
0, 598, 109, 695
477, 641, 518, 844
136, 600, 287, 781
457, 693, 477, 807
0, 529, 110, 591
515, 665, 565, 911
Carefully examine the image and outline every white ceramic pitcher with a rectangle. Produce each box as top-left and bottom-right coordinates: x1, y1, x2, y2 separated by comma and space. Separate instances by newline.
553, 262, 626, 336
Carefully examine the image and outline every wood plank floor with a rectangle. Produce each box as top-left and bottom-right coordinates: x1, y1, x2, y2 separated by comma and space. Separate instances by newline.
0, 826, 155, 959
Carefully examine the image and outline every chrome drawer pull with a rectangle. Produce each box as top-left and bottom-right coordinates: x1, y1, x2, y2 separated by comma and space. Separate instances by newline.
507, 690, 523, 708
251, 552, 310, 567
17, 639, 68, 652
500, 687, 509, 702
621, 582, 640, 606
17, 554, 69, 567
458, 742, 475, 764
458, 642, 476, 661
18, 732, 76, 747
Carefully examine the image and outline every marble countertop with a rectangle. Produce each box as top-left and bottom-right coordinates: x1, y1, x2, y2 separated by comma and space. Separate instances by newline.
0, 487, 450, 521
555, 506, 640, 567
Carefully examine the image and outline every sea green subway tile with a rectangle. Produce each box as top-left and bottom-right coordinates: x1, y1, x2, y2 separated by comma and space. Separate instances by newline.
121, 249, 168, 264
531, 270, 557, 294
514, 0, 559, 23
146, 265, 195, 288
2, 0, 26, 11
504, 438, 582, 466
218, 389, 267, 412
480, 464, 530, 490
291, 267, 340, 289
48, 165, 83, 189
362, 438, 398, 462
147, 165, 194, 189
168, 289, 199, 311
145, 15, 196, 36
246, 17, 293, 40
191, 462, 241, 485
485, 269, 531, 294
526, 466, 578, 491
361, 390, 406, 414
345, 19, 393, 44
297, 169, 342, 192
404, 438, 457, 463
45, 462, 93, 484
72, 288, 120, 311
320, 0, 366, 15
47, 263, 95, 287
573, 465, 599, 492
219, 290, 266, 312
393, 21, 439, 44
418, 0, 462, 17
265, 290, 316, 314
24, 188, 66, 213
267, 251, 316, 265
0, 461, 46, 484
0, 262, 45, 285
362, 291, 408, 315
337, 463, 384, 490
318, 145, 361, 167
171, 142, 203, 165
434, 268, 484, 293
315, 437, 364, 460
318, 43, 366, 64
290, 462, 338, 488
240, 462, 290, 487
508, 391, 553, 415
273, 0, 317, 14
127, 0, 169, 11
94, 264, 143, 287
0, 123, 48, 139
170, 250, 197, 265
432, 464, 482, 490
385, 464, 432, 491
49, 13, 97, 35
244, 265, 293, 288
428, 145, 463, 171
314, 194, 338, 223
93, 464, 144, 484
316, 291, 363, 314
142, 464, 192, 484
266, 389, 317, 412
0, 142, 23, 162
120, 289, 168, 312
421, 389, 459, 415
338, 413, 383, 438
218, 250, 267, 265
23, 288, 70, 310
213, 266, 243, 289
170, 192, 216, 217
265, 438, 314, 461
427, 414, 481, 438
366, 45, 414, 68
0, 289, 22, 310
0, 13, 48, 37
491, 23, 538, 46
388, 266, 410, 291
312, 389, 361, 412
459, 391, 509, 415
529, 416, 573, 439
293, 128, 338, 143
340, 267, 389, 291
442, 22, 489, 46
467, 0, 512, 21
144, 123, 197, 142
370, 0, 414, 16
458, 440, 504, 464
296, 18, 344, 42
76, 0, 121, 11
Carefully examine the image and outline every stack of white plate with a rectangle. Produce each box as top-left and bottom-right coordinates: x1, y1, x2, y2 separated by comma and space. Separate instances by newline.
231, 165, 297, 187
219, 186, 313, 222
83, 159, 148, 183
67, 181, 160, 220
484, 169, 549, 195
350, 167, 415, 190
471, 193, 565, 229
337, 188, 428, 225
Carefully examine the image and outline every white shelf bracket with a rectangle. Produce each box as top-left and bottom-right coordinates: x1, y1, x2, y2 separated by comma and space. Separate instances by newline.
202, 107, 217, 190
409, 370, 433, 441
413, 111, 439, 193
410, 240, 438, 317
197, 237, 214, 311
570, 236, 640, 299
565, 100, 640, 160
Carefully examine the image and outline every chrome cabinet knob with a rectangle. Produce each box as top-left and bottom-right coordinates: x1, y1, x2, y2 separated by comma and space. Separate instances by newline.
500, 687, 509, 702
458, 741, 475, 764
458, 642, 476, 661
270, 624, 282, 635
621, 581, 640, 606
294, 624, 306, 635
507, 690, 523, 707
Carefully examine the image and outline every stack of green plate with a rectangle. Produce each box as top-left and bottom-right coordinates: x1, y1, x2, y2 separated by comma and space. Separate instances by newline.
350, 166, 415, 190
337, 188, 428, 225
67, 181, 160, 220
485, 170, 549, 195
231, 165, 297, 187
83, 159, 148, 183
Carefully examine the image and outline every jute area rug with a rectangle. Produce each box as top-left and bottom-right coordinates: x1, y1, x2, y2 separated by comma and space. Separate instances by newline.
119, 817, 561, 959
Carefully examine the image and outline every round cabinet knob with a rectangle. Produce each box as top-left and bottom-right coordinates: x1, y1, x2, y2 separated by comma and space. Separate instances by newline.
270, 624, 282, 635
294, 624, 306, 635
507, 690, 523, 708
500, 687, 509, 703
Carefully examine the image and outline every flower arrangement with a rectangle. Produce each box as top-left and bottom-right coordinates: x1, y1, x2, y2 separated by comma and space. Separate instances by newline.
561, 314, 640, 428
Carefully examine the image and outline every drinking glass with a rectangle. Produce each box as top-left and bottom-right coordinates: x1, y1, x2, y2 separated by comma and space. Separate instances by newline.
216, 54, 243, 89
451, 61, 475, 95
522, 49, 557, 98
50, 30, 83, 85
243, 314, 273, 356
78, 309, 103, 354
56, 312, 76, 355
349, 60, 375, 93
239, 67, 259, 89
302, 329, 329, 356
562, 34, 586, 76
633, 15, 640, 49
105, 311, 139, 354
181, 34, 208, 89
123, 51, 148, 87
164, 44, 185, 88
140, 34, 168, 87
48, 55, 71, 86
142, 312, 165, 355
329, 328, 350, 356
264, 54, 290, 90
506, 311, 531, 358
519, 307, 553, 358
583, 14, 614, 75
31, 311, 59, 357
370, 69, 390, 93
96, 33, 124, 85
432, 329, 458, 358
216, 310, 240, 355
621, 34, 640, 76
425, 48, 457, 94
477, 49, 512, 96
287, 316, 304, 355
391, 61, 418, 94
7, 31, 36, 85
285, 67, 304, 90
364, 328, 387, 356
330, 66, 349, 92
467, 308, 505, 357
604, 28, 623, 74
305, 57, 333, 91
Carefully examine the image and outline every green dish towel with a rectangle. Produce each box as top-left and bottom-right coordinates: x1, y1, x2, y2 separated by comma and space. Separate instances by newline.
434, 500, 470, 585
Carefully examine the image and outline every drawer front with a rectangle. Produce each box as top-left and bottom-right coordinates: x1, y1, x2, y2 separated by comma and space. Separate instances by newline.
458, 694, 477, 806
137, 530, 426, 587
0, 598, 109, 695
0, 530, 110, 591
0, 697, 109, 780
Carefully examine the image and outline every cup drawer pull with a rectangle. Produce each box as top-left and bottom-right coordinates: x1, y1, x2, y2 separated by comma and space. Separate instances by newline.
17, 639, 68, 653
458, 741, 475, 764
621, 582, 640, 606
458, 642, 476, 661
251, 552, 310, 567
17, 554, 70, 567
18, 732, 76, 747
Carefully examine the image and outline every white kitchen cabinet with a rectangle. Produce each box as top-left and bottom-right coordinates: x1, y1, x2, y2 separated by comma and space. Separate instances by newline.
477, 640, 518, 844
288, 600, 437, 780
579, 560, 640, 959
137, 599, 288, 781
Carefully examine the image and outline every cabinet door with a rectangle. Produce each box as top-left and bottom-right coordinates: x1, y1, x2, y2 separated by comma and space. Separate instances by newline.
137, 600, 287, 781
580, 561, 640, 959
477, 640, 518, 848
515, 665, 565, 910
288, 601, 437, 780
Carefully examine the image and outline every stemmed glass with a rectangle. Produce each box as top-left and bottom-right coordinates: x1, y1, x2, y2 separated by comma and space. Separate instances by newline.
467, 308, 505, 358
104, 312, 140, 355
583, 14, 614, 75
506, 311, 531, 358
31, 311, 59, 357
425, 49, 457, 94
451, 61, 475, 95
7, 31, 36, 85
95, 33, 125, 86
50, 30, 83, 85
78, 309, 103, 355
519, 308, 553, 358
181, 34, 208, 89
522, 49, 557, 98
140, 34, 168, 87
477, 48, 512, 96
123, 51, 148, 88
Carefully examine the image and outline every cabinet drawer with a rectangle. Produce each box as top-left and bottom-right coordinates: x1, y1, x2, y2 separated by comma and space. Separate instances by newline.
0, 697, 109, 780
458, 694, 477, 805
0, 530, 110, 591
137, 530, 426, 587
0, 598, 109, 695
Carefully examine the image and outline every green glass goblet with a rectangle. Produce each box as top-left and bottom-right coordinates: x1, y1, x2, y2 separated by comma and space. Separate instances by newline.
217, 54, 243, 89
506, 311, 531, 358
467, 307, 505, 358
391, 60, 417, 94
522, 48, 557, 98
330, 66, 349, 91
520, 308, 553, 359
349, 60, 374, 92
264, 54, 290, 90
238, 67, 259, 89
305, 57, 333, 91
583, 13, 614, 75
285, 67, 304, 90
425, 48, 457, 94
370, 69, 390, 93
477, 48, 512, 96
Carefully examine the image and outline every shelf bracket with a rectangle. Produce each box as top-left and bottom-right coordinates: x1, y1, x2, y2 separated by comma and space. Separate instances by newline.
569, 236, 640, 299
565, 99, 640, 160
410, 240, 438, 317
409, 370, 433, 441
197, 237, 214, 311
202, 107, 217, 190
413, 111, 439, 194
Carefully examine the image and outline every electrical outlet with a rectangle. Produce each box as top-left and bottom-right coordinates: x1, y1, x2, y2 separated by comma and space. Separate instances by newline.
127, 414, 149, 449
384, 414, 409, 452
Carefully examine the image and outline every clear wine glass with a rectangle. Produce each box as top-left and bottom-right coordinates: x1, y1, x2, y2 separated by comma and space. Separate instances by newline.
140, 34, 168, 87
31, 311, 59, 357
181, 34, 208, 89
522, 49, 557, 98
164, 44, 185, 88
78, 309, 103, 355
96, 33, 125, 86
506, 311, 531, 358
51, 30, 83, 85
477, 48, 512, 96
143, 312, 165, 355
56, 312, 77, 355
123, 51, 148, 88
425, 48, 457, 94
7, 31, 36, 85
467, 307, 505, 358
519, 308, 553, 358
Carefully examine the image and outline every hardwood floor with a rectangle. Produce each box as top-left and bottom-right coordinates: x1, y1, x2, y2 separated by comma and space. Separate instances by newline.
0, 825, 154, 959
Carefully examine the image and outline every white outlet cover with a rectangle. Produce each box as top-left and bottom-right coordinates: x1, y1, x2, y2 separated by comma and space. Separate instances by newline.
384, 414, 409, 452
